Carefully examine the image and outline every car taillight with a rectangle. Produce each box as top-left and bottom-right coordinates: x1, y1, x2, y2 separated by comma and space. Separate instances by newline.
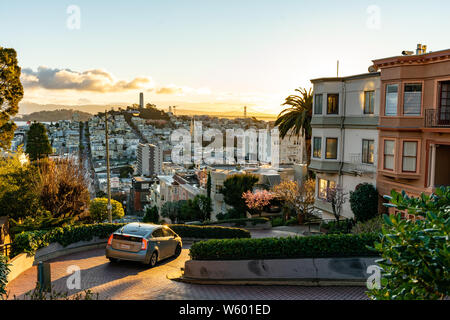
141, 238, 147, 251
107, 234, 114, 246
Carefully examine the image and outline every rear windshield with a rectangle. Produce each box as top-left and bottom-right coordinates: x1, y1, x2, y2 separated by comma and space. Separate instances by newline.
113, 234, 142, 242
119, 225, 150, 237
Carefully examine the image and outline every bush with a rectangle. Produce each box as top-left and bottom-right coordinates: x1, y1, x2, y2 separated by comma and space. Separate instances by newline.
169, 224, 250, 239
351, 216, 383, 235
350, 183, 379, 222
368, 187, 450, 300
11, 223, 250, 257
0, 255, 10, 299
89, 198, 124, 222
189, 233, 379, 260
320, 219, 355, 234
271, 217, 284, 227
285, 217, 298, 226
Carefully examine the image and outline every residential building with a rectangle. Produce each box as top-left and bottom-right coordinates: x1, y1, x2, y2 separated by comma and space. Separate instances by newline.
310, 72, 381, 219
372, 45, 450, 216
137, 143, 163, 176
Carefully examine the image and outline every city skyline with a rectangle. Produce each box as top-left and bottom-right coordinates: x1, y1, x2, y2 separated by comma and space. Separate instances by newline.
2, 0, 450, 116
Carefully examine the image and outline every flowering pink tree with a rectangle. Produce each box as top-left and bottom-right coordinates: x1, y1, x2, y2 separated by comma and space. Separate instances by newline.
242, 189, 274, 216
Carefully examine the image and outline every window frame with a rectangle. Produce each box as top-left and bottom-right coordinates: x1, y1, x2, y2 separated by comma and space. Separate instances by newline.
384, 83, 399, 116
383, 139, 395, 171
326, 93, 339, 115
401, 140, 418, 173
314, 94, 323, 115
325, 137, 338, 160
362, 139, 375, 164
364, 91, 375, 115
312, 137, 322, 159
402, 83, 423, 116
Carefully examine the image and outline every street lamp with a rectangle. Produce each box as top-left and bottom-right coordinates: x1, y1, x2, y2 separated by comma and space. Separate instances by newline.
105, 110, 112, 223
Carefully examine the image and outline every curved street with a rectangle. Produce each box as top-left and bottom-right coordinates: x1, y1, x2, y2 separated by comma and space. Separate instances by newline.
6, 237, 369, 300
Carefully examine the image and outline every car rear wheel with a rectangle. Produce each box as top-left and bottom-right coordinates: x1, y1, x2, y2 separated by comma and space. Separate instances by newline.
174, 244, 181, 257
148, 251, 158, 268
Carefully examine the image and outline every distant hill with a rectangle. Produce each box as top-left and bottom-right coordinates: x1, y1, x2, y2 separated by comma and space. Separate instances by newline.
14, 109, 93, 122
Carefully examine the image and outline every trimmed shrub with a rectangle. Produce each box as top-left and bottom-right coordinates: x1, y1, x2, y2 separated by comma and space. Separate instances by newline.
350, 183, 379, 222
169, 224, 250, 239
11, 223, 250, 257
189, 233, 380, 260
271, 217, 284, 227
0, 255, 10, 298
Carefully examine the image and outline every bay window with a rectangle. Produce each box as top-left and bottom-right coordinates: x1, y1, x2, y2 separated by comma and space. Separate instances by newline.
385, 84, 398, 116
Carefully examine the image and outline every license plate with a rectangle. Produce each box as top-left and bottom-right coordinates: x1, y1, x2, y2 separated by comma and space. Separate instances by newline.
120, 244, 130, 250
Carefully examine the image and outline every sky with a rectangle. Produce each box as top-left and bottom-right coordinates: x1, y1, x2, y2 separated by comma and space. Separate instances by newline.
1, 0, 450, 115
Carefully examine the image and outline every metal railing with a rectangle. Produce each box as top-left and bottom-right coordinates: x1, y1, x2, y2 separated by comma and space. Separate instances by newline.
348, 153, 377, 173
0, 243, 11, 257
425, 108, 450, 127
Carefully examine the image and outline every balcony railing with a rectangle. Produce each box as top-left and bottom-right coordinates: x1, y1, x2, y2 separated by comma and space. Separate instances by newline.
348, 153, 376, 174
425, 109, 450, 127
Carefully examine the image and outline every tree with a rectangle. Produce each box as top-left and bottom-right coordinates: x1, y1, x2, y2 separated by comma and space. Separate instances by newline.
350, 183, 379, 222
89, 198, 124, 222
143, 206, 159, 224
326, 185, 348, 222
275, 88, 313, 164
273, 179, 315, 222
369, 187, 449, 300
0, 47, 24, 150
37, 158, 90, 220
206, 171, 212, 200
0, 149, 41, 220
181, 195, 212, 222
242, 189, 274, 217
25, 123, 52, 161
160, 200, 186, 223
221, 174, 259, 218
119, 165, 134, 178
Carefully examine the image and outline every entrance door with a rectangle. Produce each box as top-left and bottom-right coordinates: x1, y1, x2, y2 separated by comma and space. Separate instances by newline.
439, 81, 450, 125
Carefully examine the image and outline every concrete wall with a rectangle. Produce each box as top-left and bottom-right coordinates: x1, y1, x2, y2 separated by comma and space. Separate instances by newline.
184, 257, 378, 285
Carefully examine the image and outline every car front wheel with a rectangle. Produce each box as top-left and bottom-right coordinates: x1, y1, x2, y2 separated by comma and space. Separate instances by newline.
174, 244, 181, 257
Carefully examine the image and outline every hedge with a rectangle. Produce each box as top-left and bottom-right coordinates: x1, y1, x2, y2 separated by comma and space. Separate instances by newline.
203, 218, 270, 227
0, 255, 10, 297
169, 224, 250, 239
189, 233, 380, 260
11, 223, 250, 257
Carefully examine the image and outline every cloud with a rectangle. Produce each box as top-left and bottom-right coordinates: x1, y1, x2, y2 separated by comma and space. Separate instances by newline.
21, 66, 152, 93
150, 85, 211, 95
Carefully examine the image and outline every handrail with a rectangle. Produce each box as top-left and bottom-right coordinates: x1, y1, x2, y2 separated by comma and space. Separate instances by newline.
0, 243, 12, 257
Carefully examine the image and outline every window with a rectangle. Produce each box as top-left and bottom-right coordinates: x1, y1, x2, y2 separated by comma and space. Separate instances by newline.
314, 94, 323, 115
313, 137, 322, 158
362, 139, 375, 164
364, 91, 375, 114
325, 138, 338, 159
152, 229, 164, 238
402, 141, 418, 172
327, 94, 339, 114
403, 84, 422, 115
384, 140, 395, 170
162, 228, 174, 237
385, 84, 398, 116
318, 179, 336, 200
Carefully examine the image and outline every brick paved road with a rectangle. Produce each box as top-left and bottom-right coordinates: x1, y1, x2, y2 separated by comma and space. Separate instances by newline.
6, 245, 369, 300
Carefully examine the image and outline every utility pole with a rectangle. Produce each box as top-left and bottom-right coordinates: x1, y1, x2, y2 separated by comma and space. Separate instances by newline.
105, 110, 112, 223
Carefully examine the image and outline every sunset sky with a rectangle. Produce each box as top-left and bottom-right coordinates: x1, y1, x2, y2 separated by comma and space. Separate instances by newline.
2, 0, 450, 115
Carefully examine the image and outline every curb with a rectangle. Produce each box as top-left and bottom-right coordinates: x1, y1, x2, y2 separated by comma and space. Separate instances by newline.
167, 273, 367, 287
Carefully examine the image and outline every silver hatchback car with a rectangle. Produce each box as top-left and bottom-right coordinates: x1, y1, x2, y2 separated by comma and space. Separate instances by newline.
105, 223, 182, 267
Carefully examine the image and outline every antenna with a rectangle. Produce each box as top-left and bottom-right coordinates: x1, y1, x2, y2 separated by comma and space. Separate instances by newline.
337, 60, 339, 77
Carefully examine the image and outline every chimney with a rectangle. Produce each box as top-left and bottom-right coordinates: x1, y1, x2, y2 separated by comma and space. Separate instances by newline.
416, 44, 422, 55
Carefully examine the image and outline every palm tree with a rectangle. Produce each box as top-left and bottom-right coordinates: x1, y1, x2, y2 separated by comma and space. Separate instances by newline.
275, 88, 313, 164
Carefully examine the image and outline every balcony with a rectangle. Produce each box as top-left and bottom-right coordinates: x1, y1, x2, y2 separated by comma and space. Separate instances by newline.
425, 109, 450, 127
345, 154, 376, 175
